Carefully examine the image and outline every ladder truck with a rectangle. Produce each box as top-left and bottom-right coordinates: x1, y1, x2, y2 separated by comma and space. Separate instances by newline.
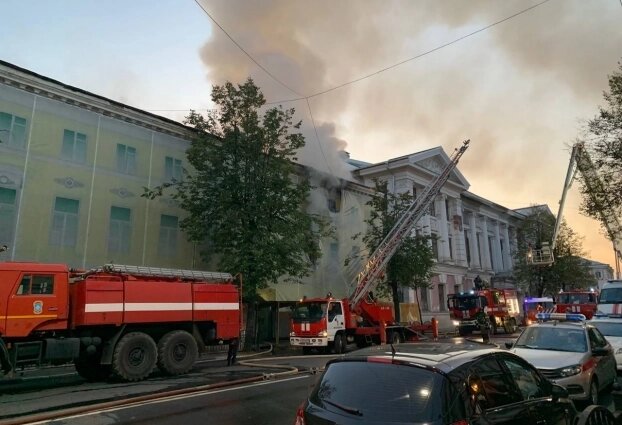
289, 140, 470, 353
0, 262, 240, 381
528, 143, 622, 269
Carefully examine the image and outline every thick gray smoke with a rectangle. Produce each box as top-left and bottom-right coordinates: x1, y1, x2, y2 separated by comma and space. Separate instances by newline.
197, 0, 622, 264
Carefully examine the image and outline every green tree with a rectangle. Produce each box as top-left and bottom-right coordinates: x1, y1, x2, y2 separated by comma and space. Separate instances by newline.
513, 207, 595, 296
348, 179, 435, 322
144, 79, 330, 301
577, 61, 622, 245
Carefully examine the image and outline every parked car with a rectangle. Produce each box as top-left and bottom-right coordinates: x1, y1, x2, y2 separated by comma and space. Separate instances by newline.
507, 313, 617, 405
295, 341, 588, 425
587, 315, 622, 372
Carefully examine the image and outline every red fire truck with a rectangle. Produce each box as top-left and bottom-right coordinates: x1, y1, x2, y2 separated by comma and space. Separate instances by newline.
522, 296, 556, 325
556, 289, 598, 319
447, 289, 520, 336
289, 141, 470, 353
0, 263, 240, 381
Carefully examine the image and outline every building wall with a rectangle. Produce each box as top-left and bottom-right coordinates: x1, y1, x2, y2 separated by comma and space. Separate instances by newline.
0, 67, 198, 270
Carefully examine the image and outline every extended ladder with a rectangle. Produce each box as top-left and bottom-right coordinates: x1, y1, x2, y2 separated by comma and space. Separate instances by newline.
349, 140, 470, 308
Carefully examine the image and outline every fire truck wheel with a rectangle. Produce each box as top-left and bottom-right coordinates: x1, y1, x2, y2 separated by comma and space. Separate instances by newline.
74, 355, 111, 382
112, 332, 158, 381
389, 331, 402, 344
489, 318, 497, 335
157, 330, 198, 376
333, 334, 344, 354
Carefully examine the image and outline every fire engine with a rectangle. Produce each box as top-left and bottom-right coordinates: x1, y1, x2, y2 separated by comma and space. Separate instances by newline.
0, 262, 240, 381
556, 289, 598, 319
447, 288, 520, 336
289, 141, 470, 353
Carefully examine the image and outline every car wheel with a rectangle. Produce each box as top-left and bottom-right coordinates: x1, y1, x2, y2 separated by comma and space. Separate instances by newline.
575, 405, 615, 425
588, 378, 599, 405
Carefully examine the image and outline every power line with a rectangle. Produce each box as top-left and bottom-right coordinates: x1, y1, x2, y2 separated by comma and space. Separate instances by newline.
267, 0, 551, 105
306, 98, 333, 175
193, 0, 305, 98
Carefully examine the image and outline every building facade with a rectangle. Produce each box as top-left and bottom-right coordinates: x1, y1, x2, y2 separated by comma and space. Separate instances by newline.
0, 60, 198, 269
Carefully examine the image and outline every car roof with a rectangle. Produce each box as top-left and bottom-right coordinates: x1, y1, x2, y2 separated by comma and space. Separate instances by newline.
340, 342, 504, 373
527, 321, 587, 330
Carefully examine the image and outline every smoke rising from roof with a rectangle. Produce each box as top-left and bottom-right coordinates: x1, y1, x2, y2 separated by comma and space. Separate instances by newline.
197, 0, 622, 265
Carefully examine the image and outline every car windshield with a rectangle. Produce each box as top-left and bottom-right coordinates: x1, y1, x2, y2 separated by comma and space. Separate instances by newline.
310, 361, 444, 423
589, 321, 622, 337
291, 301, 326, 322
599, 287, 622, 304
448, 295, 480, 310
514, 326, 587, 352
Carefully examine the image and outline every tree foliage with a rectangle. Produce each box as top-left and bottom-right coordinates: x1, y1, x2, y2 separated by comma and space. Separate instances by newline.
513, 207, 596, 296
578, 61, 622, 243
348, 179, 435, 322
144, 79, 330, 301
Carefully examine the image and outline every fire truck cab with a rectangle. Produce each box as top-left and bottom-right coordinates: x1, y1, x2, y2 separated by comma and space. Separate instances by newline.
556, 289, 598, 319
448, 289, 520, 336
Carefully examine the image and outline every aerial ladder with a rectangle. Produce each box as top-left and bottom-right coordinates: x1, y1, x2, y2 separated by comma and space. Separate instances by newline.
350, 139, 471, 310
289, 140, 470, 352
527, 143, 622, 277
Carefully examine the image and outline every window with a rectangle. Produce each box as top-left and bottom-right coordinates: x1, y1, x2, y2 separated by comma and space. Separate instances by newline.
0, 187, 17, 247
0, 112, 27, 148
445, 198, 450, 219
50, 197, 79, 247
61, 130, 87, 162
158, 214, 178, 256
500, 239, 505, 269
500, 357, 547, 401
431, 237, 438, 260
438, 284, 446, 311
454, 284, 460, 295
476, 233, 482, 267
419, 287, 429, 311
165, 156, 183, 181
428, 201, 436, 217
468, 358, 521, 410
108, 206, 131, 254
116, 144, 137, 174
16, 275, 54, 295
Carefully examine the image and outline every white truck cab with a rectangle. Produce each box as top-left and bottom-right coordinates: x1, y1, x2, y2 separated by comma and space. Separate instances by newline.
597, 280, 622, 315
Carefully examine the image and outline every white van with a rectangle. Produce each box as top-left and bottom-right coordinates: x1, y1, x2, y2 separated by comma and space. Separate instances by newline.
597, 280, 622, 314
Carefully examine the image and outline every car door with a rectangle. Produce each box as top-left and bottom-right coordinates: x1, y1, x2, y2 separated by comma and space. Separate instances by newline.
467, 356, 532, 425
588, 326, 616, 389
498, 355, 573, 425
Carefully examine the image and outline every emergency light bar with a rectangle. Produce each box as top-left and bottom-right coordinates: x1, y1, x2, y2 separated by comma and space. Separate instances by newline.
536, 313, 586, 322
593, 313, 622, 319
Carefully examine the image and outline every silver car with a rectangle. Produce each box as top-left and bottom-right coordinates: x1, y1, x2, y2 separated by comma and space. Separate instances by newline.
507, 315, 617, 404
587, 316, 622, 372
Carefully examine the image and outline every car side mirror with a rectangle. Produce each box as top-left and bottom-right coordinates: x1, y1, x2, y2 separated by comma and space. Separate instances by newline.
551, 383, 568, 402
505, 342, 513, 349
592, 347, 609, 356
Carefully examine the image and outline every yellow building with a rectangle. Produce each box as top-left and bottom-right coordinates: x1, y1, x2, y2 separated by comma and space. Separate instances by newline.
0, 60, 198, 269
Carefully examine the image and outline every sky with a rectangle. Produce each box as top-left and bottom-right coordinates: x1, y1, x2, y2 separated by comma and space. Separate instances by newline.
1, 0, 621, 273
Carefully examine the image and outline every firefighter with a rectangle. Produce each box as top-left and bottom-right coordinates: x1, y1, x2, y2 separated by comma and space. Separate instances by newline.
536, 303, 544, 313
227, 337, 239, 366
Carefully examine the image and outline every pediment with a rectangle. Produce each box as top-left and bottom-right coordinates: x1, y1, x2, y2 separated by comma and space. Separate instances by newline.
408, 147, 469, 189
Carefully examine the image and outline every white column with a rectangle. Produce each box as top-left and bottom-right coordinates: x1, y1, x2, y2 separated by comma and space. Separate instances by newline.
469, 213, 480, 269
481, 216, 492, 271
438, 195, 450, 261
502, 224, 512, 272
493, 220, 503, 272
454, 198, 467, 267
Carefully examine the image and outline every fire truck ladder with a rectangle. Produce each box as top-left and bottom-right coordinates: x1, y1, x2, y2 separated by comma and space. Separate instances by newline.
574, 145, 622, 278
101, 263, 234, 282
349, 140, 470, 308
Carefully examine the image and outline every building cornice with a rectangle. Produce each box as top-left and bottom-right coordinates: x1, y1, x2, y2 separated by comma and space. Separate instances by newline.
0, 60, 196, 140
